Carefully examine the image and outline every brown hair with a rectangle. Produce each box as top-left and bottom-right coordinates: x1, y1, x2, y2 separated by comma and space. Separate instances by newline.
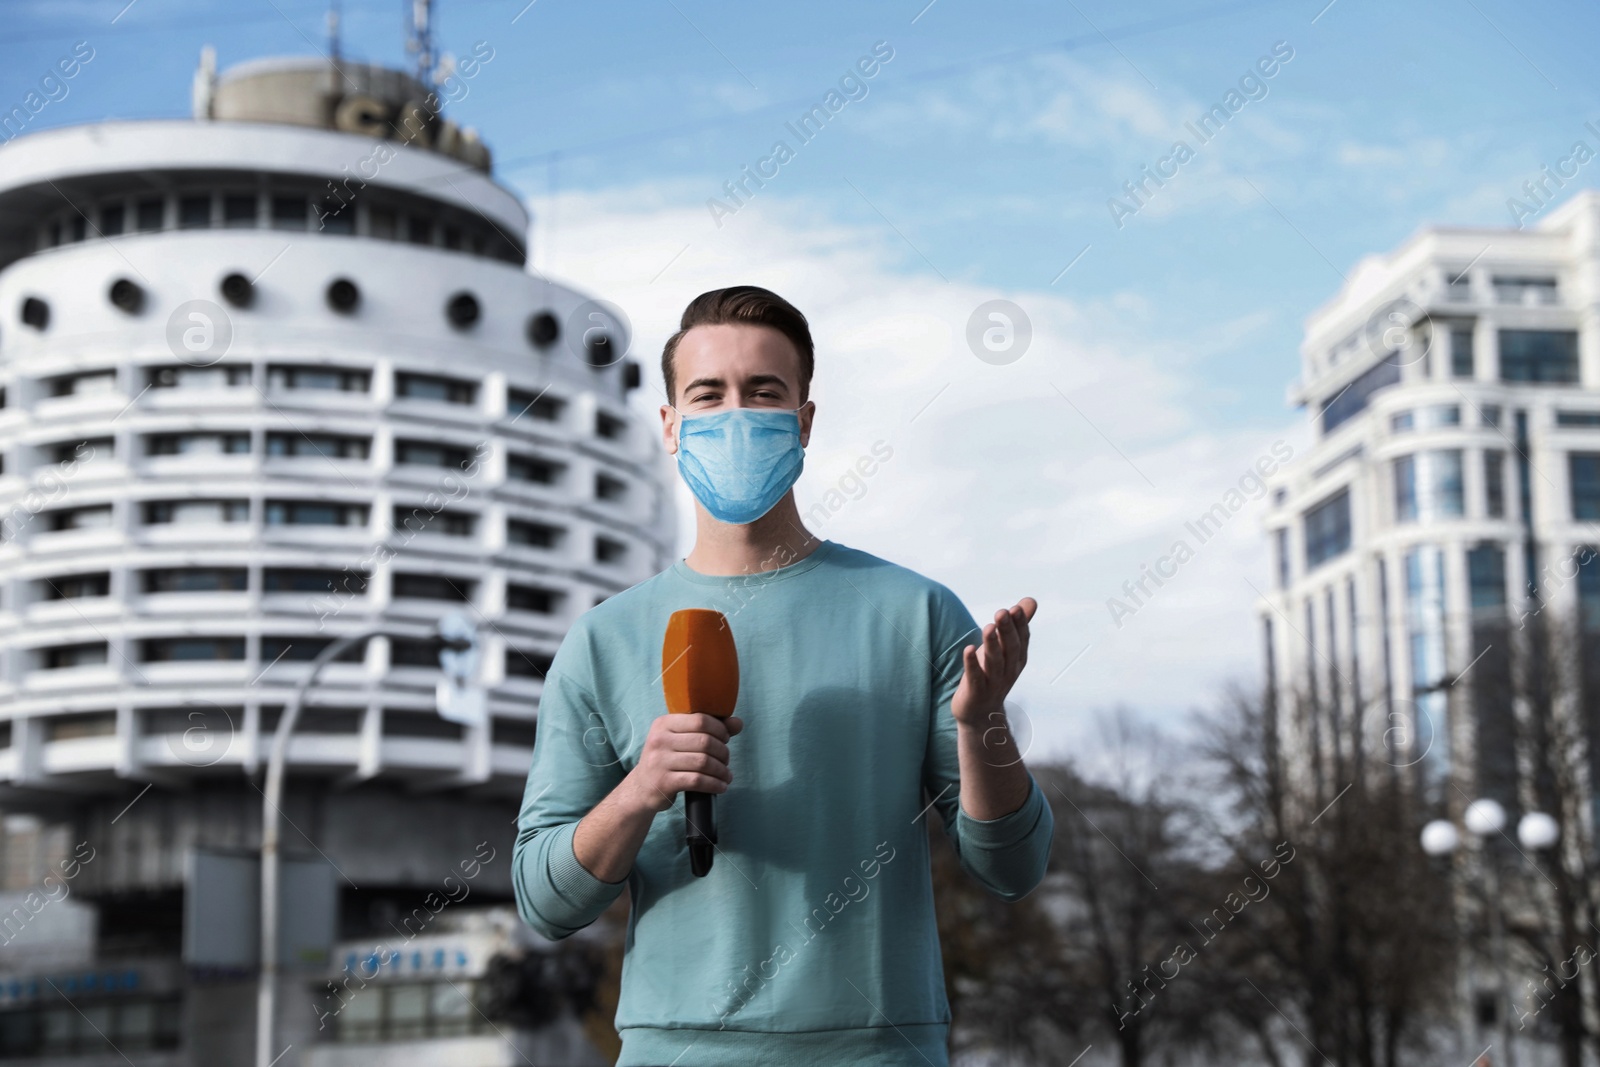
661, 286, 814, 405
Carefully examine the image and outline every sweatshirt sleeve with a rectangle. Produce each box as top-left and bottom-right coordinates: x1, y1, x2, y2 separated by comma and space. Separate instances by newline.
920, 584, 1054, 902
512, 638, 631, 940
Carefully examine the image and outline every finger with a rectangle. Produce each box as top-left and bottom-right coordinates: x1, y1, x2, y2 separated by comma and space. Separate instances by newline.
665, 751, 731, 781
994, 608, 1019, 667
725, 715, 745, 737
1015, 596, 1038, 624
666, 713, 731, 742
962, 644, 979, 678
669, 771, 729, 794
666, 729, 730, 763
1012, 601, 1032, 655
981, 620, 1002, 676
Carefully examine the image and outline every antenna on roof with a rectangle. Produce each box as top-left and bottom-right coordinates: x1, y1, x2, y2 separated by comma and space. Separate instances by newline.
326, 0, 342, 64
406, 0, 438, 85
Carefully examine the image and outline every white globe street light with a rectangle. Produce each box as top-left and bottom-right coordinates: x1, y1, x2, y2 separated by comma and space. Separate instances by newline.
1517, 811, 1560, 850
1421, 819, 1461, 856
1464, 798, 1507, 836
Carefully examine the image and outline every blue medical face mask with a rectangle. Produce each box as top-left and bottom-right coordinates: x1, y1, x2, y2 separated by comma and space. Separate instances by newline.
671, 405, 806, 525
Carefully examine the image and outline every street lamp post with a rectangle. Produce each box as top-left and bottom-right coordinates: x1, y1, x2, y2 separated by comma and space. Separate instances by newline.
254, 619, 482, 1066
254, 628, 379, 1067
1422, 800, 1562, 1067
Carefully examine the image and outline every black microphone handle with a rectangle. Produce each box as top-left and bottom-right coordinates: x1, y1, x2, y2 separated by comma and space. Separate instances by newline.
685, 791, 716, 877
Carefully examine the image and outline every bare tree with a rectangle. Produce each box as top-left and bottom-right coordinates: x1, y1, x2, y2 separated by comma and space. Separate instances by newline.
1195, 684, 1457, 1067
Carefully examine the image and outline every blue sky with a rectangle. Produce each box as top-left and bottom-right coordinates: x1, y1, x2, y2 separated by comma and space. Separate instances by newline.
4, 0, 1597, 758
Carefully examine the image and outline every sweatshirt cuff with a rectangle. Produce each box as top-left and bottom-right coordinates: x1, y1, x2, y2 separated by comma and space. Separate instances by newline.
547, 821, 628, 915
955, 774, 1048, 850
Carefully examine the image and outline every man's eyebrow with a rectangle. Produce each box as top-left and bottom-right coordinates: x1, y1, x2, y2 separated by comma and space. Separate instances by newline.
680, 374, 793, 394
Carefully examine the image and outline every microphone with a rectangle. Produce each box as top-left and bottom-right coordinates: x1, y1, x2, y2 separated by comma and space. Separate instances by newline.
661, 608, 740, 877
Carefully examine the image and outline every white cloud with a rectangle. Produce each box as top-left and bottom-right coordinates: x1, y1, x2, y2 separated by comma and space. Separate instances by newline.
529, 183, 1297, 760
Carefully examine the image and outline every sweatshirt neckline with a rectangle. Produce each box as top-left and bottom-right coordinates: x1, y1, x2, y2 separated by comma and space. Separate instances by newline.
671, 539, 837, 587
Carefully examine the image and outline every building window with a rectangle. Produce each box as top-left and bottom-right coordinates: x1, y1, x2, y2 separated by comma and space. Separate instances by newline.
595, 473, 627, 501
143, 500, 249, 525
265, 433, 370, 460
391, 573, 471, 600
1492, 275, 1559, 306
1500, 329, 1578, 383
1579, 549, 1600, 631
145, 432, 250, 455
1321, 357, 1402, 433
1404, 544, 1450, 777
393, 507, 474, 537
1393, 450, 1464, 523
42, 642, 108, 669
1556, 410, 1600, 427
100, 202, 125, 235
507, 519, 561, 548
149, 364, 250, 389
135, 197, 164, 231
1570, 453, 1600, 520
266, 365, 370, 392
1303, 490, 1352, 570
1480, 403, 1502, 428
47, 506, 112, 532
1424, 405, 1460, 428
505, 648, 554, 678
1395, 405, 1460, 432
1451, 326, 1475, 377
390, 638, 445, 667
223, 193, 258, 228
507, 388, 564, 422
265, 501, 368, 527
596, 411, 628, 440
318, 198, 356, 235
50, 437, 113, 464
271, 195, 308, 231
142, 568, 248, 593
260, 637, 365, 663
396, 372, 475, 404
369, 205, 398, 240
177, 194, 211, 229
43, 573, 110, 599
262, 568, 367, 594
1484, 450, 1506, 518
506, 454, 562, 484
1274, 528, 1290, 589
48, 370, 117, 397
506, 584, 562, 614
394, 440, 473, 469
595, 536, 627, 564
1467, 543, 1507, 612
142, 637, 245, 662
328, 980, 491, 1043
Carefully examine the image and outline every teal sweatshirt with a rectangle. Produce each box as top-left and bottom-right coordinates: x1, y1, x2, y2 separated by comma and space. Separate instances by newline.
512, 539, 1053, 1066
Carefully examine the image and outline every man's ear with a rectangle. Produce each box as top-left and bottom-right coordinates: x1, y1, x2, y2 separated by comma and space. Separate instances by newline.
659, 404, 679, 455
797, 399, 815, 449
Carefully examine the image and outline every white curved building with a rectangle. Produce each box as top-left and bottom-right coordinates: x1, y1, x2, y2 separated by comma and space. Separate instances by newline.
1259, 191, 1600, 815
0, 51, 666, 1065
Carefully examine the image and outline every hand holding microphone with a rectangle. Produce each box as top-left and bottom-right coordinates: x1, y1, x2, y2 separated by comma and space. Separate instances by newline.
659, 609, 740, 877
628, 712, 743, 816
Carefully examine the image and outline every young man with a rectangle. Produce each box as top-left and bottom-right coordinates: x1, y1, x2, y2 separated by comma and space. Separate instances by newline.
513, 286, 1053, 1066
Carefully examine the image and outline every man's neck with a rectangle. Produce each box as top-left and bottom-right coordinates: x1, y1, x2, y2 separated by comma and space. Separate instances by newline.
683, 494, 822, 576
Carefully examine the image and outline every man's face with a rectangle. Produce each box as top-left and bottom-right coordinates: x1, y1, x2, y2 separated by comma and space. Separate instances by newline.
660, 322, 814, 455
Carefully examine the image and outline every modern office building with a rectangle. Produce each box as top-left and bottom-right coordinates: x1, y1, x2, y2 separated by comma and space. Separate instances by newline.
1259, 191, 1600, 813
0, 32, 670, 1067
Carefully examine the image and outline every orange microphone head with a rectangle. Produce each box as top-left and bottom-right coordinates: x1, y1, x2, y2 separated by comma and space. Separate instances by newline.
662, 609, 739, 717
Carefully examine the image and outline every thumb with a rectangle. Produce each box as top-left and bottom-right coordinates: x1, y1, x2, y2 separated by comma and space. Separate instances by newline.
726, 716, 745, 737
